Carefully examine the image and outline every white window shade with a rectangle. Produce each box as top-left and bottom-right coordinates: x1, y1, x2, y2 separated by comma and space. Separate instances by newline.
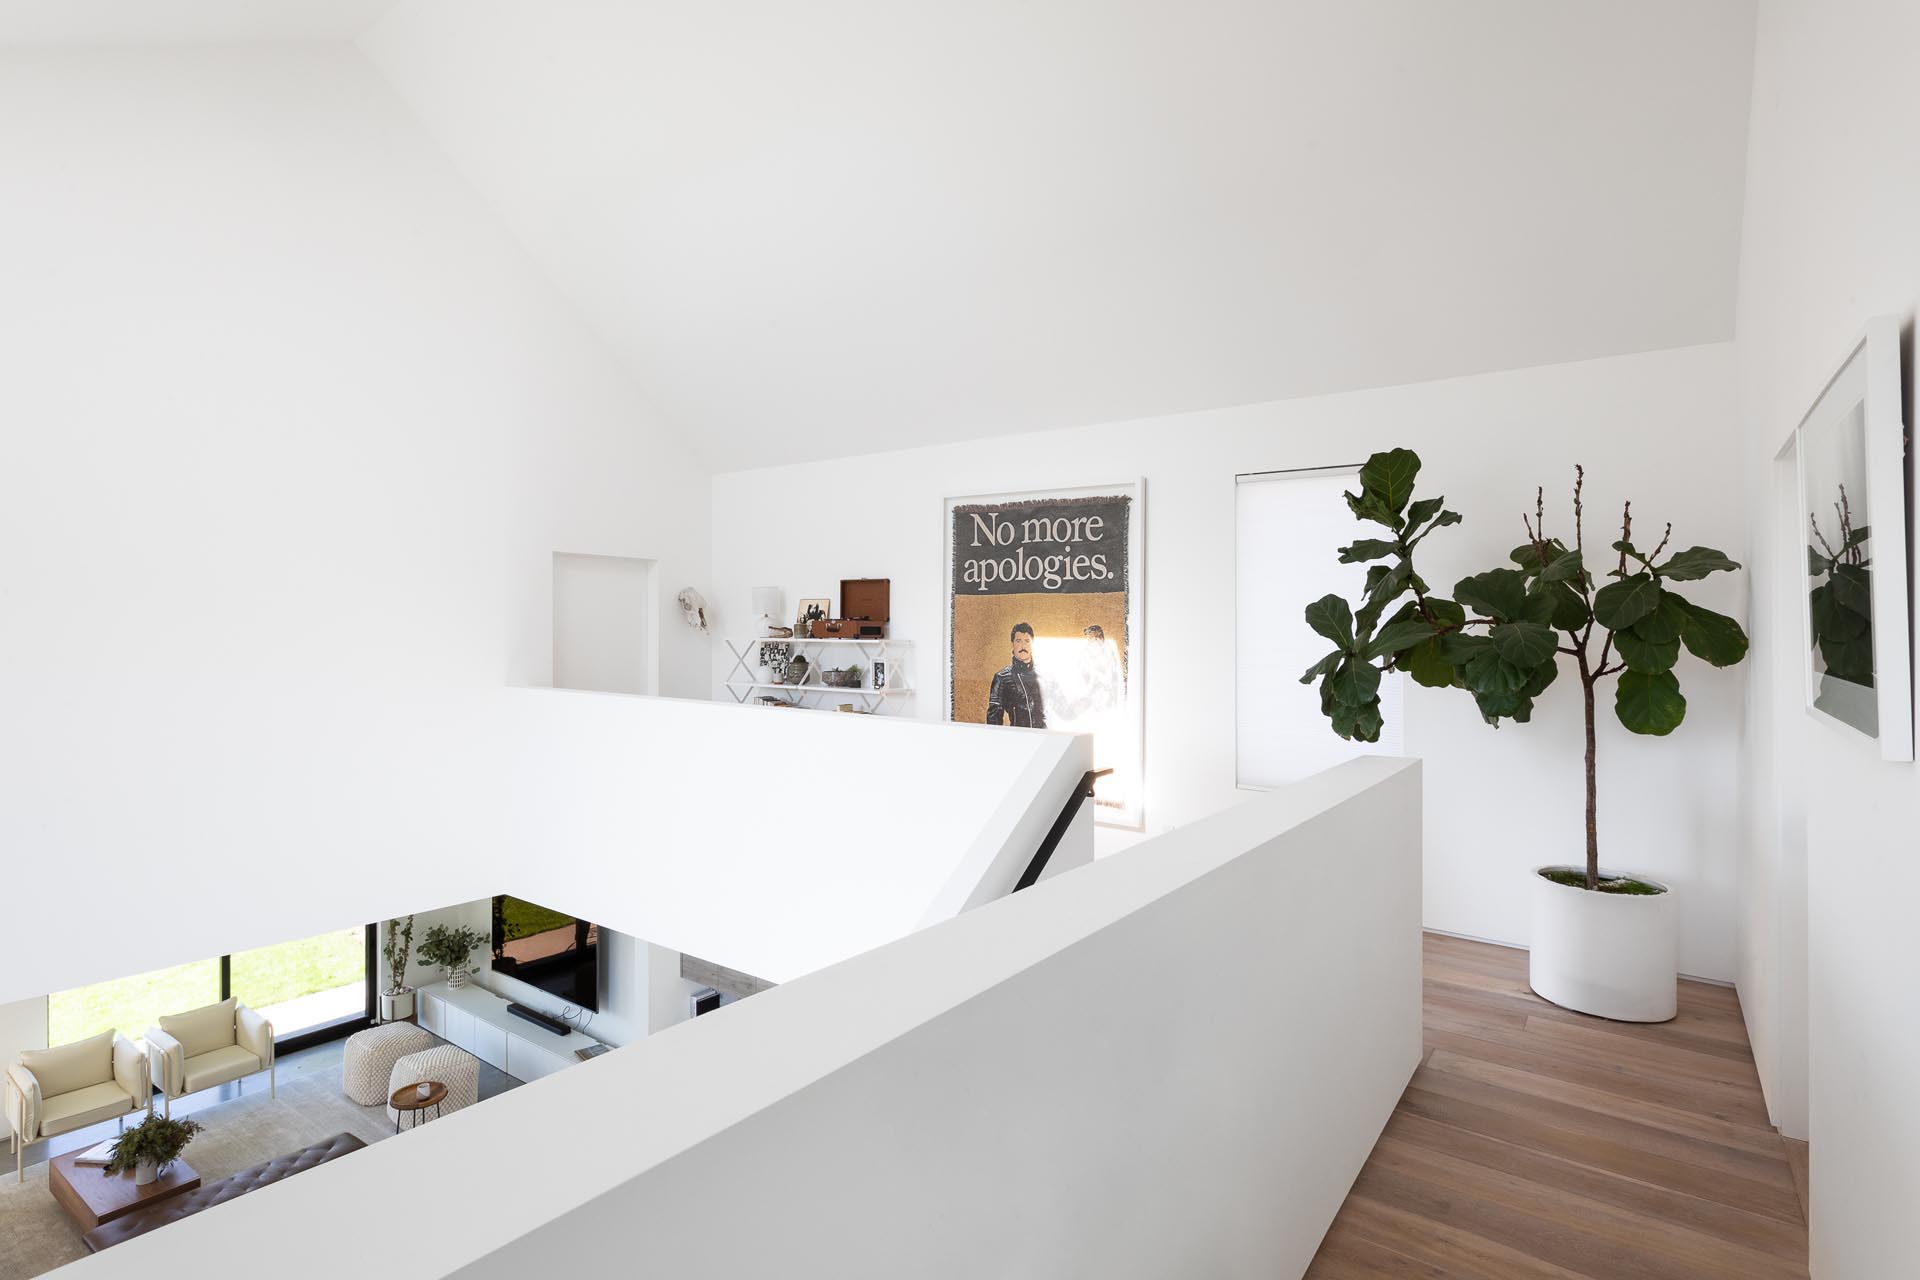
1236, 468, 1405, 789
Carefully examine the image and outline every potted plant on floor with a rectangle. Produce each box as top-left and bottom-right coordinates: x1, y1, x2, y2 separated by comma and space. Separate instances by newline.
105, 1115, 203, 1186
1301, 450, 1748, 1021
380, 914, 417, 1021
417, 923, 488, 990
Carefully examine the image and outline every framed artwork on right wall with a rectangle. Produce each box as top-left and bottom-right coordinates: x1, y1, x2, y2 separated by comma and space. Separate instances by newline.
1795, 314, 1913, 760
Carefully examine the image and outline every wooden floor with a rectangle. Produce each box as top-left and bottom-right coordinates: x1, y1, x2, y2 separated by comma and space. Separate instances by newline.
1305, 933, 1808, 1279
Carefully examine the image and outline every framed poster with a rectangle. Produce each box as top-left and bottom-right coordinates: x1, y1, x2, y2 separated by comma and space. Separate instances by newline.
944, 481, 1146, 828
1795, 315, 1913, 760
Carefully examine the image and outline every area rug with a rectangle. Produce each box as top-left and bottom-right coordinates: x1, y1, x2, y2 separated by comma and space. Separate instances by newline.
0, 1067, 393, 1280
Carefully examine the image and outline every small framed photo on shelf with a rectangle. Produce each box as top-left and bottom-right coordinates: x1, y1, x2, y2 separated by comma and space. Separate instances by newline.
873, 661, 887, 689
796, 598, 830, 628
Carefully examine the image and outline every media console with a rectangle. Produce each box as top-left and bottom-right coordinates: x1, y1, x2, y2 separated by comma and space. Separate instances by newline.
416, 981, 603, 1083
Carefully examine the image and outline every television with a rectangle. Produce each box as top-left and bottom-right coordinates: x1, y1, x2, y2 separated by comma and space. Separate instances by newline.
489, 895, 600, 1012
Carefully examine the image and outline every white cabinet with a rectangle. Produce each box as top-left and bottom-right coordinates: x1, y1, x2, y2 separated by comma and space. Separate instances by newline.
418, 991, 443, 1036
472, 1020, 509, 1072
414, 981, 599, 1084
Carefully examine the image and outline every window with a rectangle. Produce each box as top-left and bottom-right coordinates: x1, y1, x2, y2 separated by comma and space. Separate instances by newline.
47, 926, 374, 1050
1236, 466, 1405, 788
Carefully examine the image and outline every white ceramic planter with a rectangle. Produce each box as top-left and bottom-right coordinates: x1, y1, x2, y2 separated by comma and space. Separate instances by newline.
1529, 866, 1678, 1022
133, 1158, 158, 1187
380, 989, 416, 1023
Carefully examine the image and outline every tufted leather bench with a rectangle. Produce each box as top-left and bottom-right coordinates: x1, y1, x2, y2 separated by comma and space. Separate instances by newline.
82, 1132, 366, 1252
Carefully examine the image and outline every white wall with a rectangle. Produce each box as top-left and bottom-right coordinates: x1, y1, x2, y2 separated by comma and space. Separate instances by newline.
712, 345, 1747, 978
1733, 1, 1920, 1271
71, 757, 1422, 1280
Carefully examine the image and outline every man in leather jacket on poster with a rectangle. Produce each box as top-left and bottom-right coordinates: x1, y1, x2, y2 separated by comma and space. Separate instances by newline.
986, 622, 1047, 728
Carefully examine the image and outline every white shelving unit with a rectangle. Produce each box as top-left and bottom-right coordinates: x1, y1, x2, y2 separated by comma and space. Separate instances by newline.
721, 636, 913, 713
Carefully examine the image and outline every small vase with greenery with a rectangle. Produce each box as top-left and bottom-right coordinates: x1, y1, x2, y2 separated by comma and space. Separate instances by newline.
1301, 449, 1748, 1020
380, 914, 417, 1020
107, 1115, 203, 1185
417, 924, 488, 989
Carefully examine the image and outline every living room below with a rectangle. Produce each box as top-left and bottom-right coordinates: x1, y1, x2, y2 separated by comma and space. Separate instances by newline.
0, 895, 715, 1279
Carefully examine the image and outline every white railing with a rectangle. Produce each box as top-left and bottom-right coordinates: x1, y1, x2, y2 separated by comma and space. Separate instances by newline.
71, 756, 1421, 1280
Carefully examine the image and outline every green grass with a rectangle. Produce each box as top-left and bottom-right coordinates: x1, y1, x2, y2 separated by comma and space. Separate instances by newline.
47, 928, 364, 1045
497, 897, 574, 944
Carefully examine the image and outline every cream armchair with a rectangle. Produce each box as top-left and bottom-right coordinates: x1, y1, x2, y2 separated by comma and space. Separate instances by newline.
146, 998, 274, 1119
7, 1030, 150, 1181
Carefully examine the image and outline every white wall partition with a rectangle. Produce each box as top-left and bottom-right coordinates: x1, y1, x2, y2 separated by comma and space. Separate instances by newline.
1733, 0, 1920, 1270
711, 345, 1746, 978
70, 757, 1421, 1280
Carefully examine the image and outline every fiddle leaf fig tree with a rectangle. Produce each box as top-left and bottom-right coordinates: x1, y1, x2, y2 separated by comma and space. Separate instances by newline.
1301, 449, 1749, 889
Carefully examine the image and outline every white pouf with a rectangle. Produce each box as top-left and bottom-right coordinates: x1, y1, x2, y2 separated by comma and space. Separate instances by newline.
385, 1044, 480, 1128
342, 1023, 437, 1106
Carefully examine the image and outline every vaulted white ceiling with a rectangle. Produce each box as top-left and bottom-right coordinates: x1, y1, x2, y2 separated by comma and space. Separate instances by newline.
0, 0, 401, 44
4, 1, 1758, 470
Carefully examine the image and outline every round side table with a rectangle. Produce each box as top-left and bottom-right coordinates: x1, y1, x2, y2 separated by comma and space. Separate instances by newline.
390, 1080, 448, 1133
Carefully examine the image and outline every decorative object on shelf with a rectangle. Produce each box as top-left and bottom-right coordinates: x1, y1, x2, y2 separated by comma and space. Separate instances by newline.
1301, 448, 1749, 1021
759, 641, 793, 680
675, 587, 711, 634
753, 586, 785, 636
873, 660, 887, 689
796, 598, 829, 630
767, 625, 793, 638
380, 914, 416, 1022
821, 664, 863, 688
721, 635, 913, 712
781, 654, 811, 685
1793, 316, 1912, 758
946, 482, 1146, 829
839, 578, 891, 637
106, 1115, 203, 1186
417, 924, 488, 990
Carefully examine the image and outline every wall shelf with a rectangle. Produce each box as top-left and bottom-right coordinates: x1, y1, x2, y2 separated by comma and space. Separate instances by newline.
720, 636, 913, 713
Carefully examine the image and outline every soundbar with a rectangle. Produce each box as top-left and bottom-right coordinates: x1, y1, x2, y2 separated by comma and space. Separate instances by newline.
505, 1002, 574, 1037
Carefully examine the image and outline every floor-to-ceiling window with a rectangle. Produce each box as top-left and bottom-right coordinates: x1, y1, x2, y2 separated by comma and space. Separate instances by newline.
47, 926, 374, 1051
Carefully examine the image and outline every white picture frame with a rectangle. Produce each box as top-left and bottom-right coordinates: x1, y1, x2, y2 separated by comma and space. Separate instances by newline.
943, 480, 1147, 829
1794, 315, 1913, 760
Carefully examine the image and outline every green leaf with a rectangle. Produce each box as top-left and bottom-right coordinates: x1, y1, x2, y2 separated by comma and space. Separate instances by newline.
1828, 563, 1871, 615
1520, 660, 1559, 698
1423, 597, 1467, 628
1345, 488, 1399, 529
1358, 449, 1421, 515
1820, 630, 1873, 684
1439, 632, 1494, 665
1299, 650, 1343, 684
1531, 579, 1590, 632
1405, 496, 1444, 529
1401, 635, 1457, 688
1538, 551, 1582, 584
1454, 569, 1530, 622
1629, 593, 1687, 644
1615, 669, 1687, 735
1330, 696, 1384, 743
1332, 658, 1382, 706
1356, 562, 1412, 638
1462, 650, 1528, 697
1490, 620, 1557, 667
1654, 546, 1740, 581
1612, 539, 1653, 570
1363, 619, 1437, 660
1670, 597, 1749, 668
1338, 538, 1401, 564
1809, 582, 1869, 642
1613, 629, 1680, 673
1305, 595, 1355, 649
1808, 546, 1833, 576
1592, 574, 1661, 630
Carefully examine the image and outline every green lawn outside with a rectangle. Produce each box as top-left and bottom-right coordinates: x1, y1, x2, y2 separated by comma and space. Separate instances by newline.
497, 897, 574, 944
47, 928, 365, 1045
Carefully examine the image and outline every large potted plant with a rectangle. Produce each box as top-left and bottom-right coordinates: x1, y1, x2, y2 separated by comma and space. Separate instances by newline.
1301, 450, 1747, 1021
417, 923, 488, 990
106, 1115, 203, 1186
380, 914, 417, 1021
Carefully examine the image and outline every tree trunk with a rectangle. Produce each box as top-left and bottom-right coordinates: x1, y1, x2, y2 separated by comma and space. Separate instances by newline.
1583, 676, 1599, 889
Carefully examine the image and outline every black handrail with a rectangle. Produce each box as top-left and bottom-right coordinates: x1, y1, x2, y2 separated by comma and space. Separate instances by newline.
1013, 768, 1113, 892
